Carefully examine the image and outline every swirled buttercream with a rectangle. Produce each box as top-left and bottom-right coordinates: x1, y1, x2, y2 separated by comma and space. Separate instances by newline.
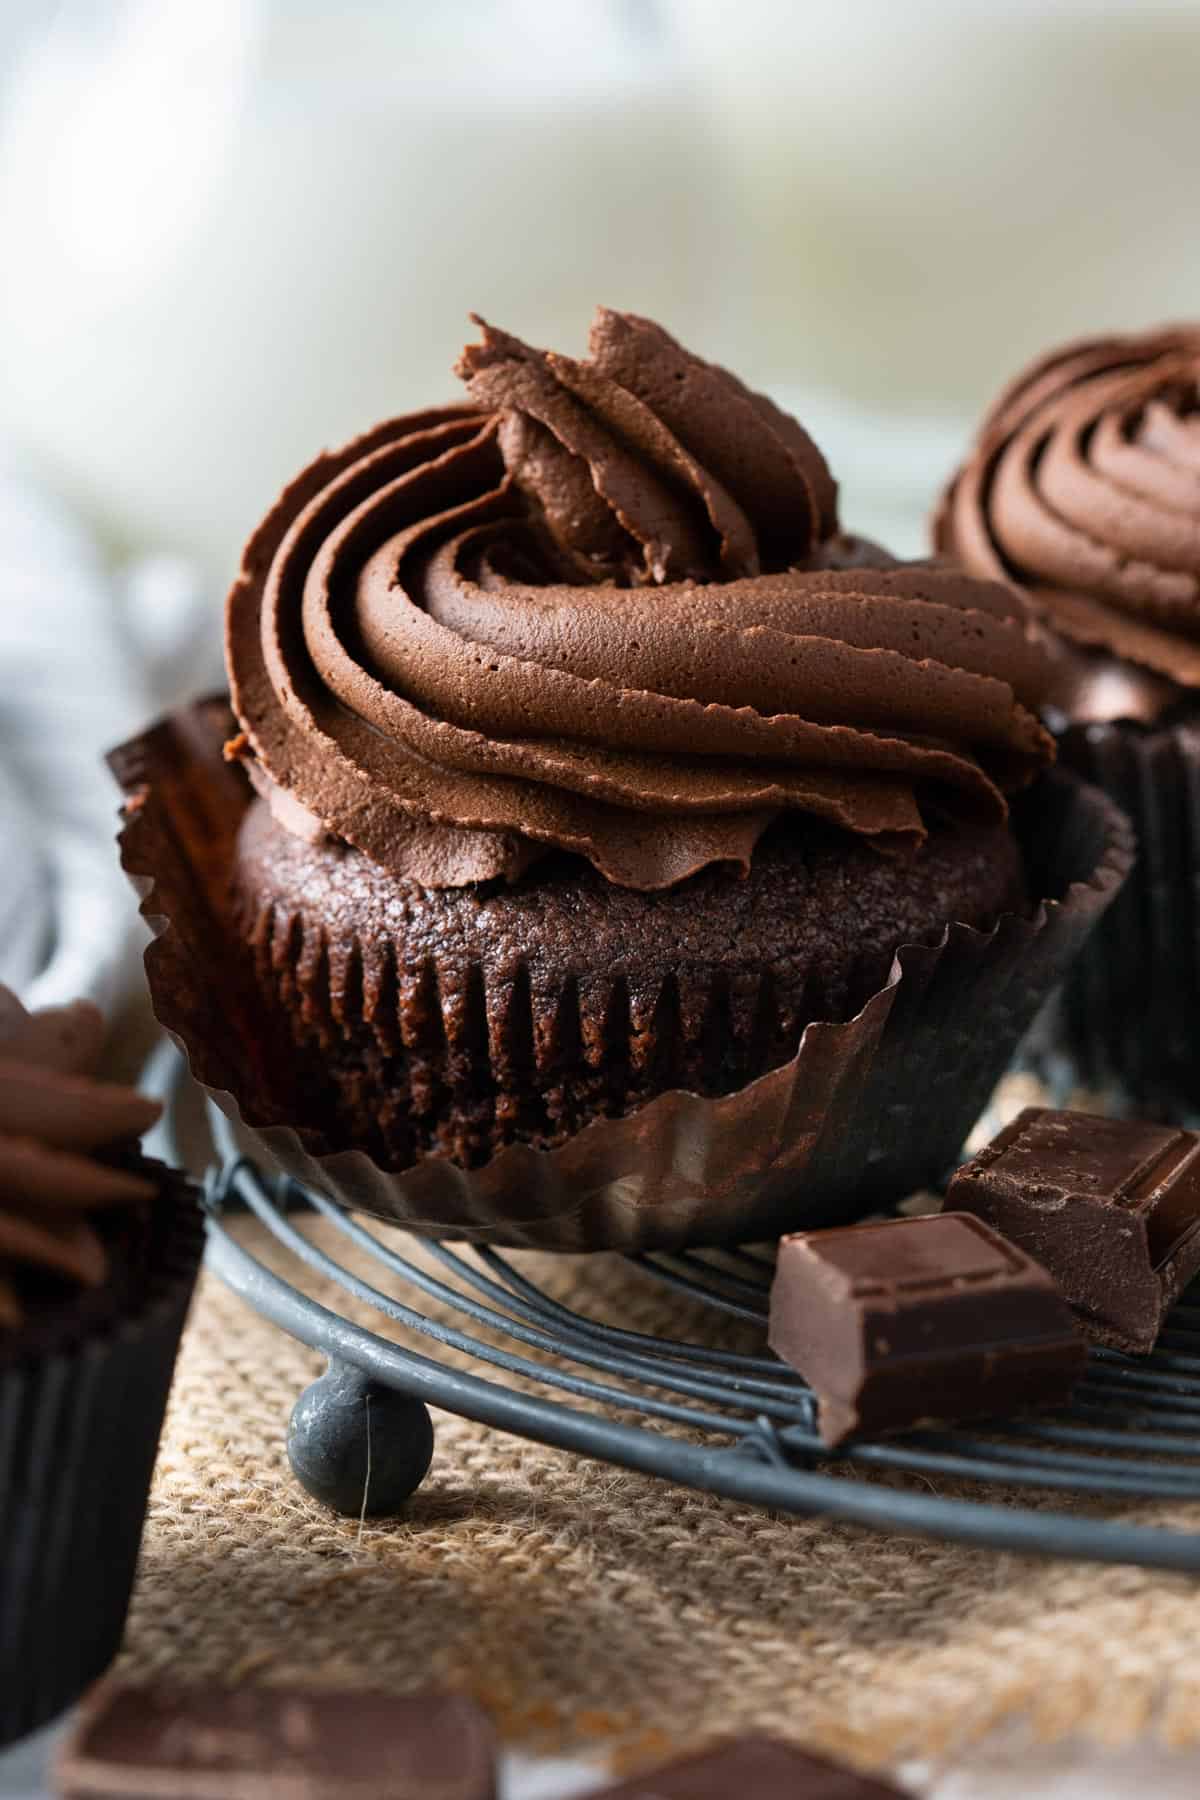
935, 326, 1200, 695
227, 310, 1054, 889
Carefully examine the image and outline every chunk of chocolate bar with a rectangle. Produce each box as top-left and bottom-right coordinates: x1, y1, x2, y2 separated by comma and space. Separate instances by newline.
587, 1735, 909, 1797
769, 1212, 1085, 1445
948, 1107, 1200, 1355
55, 1681, 495, 1800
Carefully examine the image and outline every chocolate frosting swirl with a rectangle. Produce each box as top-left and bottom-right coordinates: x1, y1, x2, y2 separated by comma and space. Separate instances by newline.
0, 987, 161, 1331
227, 309, 1054, 890
935, 326, 1200, 714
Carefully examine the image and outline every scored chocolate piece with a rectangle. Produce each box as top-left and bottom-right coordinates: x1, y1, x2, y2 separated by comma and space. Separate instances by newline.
768, 1212, 1085, 1445
948, 1106, 1200, 1355
55, 1681, 496, 1800
586, 1735, 909, 1797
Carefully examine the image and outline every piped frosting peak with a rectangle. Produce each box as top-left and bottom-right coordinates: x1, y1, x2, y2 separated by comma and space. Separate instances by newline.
227, 308, 1054, 890
935, 325, 1200, 693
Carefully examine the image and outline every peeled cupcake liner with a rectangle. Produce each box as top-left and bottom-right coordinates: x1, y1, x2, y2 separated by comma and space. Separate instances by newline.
1026, 717, 1200, 1117
0, 1164, 203, 1747
111, 699, 1134, 1253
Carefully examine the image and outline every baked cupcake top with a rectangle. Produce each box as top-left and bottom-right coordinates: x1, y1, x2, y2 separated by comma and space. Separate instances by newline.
935, 326, 1200, 719
0, 987, 161, 1331
227, 309, 1054, 891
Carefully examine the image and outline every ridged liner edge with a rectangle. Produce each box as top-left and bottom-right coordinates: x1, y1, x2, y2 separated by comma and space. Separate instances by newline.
110, 699, 1134, 1253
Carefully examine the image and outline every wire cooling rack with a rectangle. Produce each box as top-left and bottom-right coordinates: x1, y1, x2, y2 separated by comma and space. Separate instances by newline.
146, 1044, 1200, 1574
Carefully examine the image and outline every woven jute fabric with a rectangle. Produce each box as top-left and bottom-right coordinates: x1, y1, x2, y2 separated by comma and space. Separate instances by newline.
119, 1167, 1200, 1783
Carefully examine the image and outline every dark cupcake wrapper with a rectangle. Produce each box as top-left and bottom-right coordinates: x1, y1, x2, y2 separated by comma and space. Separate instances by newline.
0, 1169, 203, 1747
1030, 719, 1200, 1116
111, 700, 1133, 1252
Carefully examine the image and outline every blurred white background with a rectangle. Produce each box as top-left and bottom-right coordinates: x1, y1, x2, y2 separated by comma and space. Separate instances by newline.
1, 12, 1200, 1793
1, 0, 1198, 580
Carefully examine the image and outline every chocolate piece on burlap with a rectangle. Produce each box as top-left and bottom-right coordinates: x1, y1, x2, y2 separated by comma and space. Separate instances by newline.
56, 1680, 495, 1800
118, 1200, 1200, 1780
586, 1734, 909, 1796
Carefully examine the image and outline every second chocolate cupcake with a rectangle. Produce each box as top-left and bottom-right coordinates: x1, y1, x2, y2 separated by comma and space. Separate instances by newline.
116, 309, 1130, 1247
936, 325, 1200, 1114
0, 987, 203, 1745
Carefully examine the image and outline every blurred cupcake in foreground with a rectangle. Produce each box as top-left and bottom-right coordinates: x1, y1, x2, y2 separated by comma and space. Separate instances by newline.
0, 985, 202, 1747
935, 326, 1200, 1113
114, 309, 1130, 1250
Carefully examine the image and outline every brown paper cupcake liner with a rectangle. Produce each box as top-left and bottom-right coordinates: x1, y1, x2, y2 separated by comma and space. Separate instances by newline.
111, 700, 1133, 1252
1031, 720, 1200, 1116
225, 802, 1028, 1176
0, 1167, 203, 1746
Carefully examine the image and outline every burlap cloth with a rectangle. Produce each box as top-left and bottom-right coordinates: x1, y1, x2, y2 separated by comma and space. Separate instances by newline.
117, 1118, 1200, 1786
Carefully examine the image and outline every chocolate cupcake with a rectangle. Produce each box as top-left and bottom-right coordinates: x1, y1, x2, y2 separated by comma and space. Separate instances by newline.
935, 326, 1200, 1113
114, 310, 1131, 1249
0, 986, 203, 1746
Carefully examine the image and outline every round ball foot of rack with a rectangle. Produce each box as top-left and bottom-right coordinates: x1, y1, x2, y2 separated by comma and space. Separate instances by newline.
288, 1360, 435, 1517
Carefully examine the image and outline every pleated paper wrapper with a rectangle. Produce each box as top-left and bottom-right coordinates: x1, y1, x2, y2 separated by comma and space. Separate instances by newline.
111, 700, 1133, 1252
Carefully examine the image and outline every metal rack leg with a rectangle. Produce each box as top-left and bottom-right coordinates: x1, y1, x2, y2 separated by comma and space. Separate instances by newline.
287, 1360, 435, 1517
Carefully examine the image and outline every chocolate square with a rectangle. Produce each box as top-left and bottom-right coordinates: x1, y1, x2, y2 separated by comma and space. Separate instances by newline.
55, 1681, 496, 1800
587, 1734, 908, 1797
769, 1212, 1085, 1444
948, 1107, 1200, 1353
